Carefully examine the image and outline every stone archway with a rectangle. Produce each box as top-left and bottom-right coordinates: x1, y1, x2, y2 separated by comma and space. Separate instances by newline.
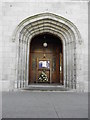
12, 13, 81, 89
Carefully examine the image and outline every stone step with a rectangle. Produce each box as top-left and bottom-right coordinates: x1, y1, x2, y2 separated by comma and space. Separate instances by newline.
23, 84, 70, 91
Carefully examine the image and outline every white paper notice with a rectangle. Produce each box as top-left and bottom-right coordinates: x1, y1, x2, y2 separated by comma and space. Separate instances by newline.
42, 61, 47, 67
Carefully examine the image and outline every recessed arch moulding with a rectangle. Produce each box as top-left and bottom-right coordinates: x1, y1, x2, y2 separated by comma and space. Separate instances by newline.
12, 13, 82, 89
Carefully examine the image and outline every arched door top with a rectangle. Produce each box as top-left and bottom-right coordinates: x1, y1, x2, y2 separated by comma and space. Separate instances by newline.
13, 13, 81, 44
13, 13, 82, 89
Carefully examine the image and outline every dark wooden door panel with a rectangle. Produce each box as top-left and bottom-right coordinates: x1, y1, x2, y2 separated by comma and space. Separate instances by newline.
29, 52, 62, 84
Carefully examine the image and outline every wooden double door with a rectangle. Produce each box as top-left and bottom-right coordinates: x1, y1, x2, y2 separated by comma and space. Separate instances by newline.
29, 52, 63, 84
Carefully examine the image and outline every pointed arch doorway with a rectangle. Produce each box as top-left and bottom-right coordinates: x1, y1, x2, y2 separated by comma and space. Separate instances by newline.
29, 33, 63, 85
13, 13, 81, 89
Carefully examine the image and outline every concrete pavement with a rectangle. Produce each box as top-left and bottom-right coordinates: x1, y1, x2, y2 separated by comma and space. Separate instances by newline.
2, 91, 88, 118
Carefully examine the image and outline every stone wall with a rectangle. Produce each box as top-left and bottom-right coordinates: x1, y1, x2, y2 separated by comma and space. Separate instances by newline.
1, 1, 88, 91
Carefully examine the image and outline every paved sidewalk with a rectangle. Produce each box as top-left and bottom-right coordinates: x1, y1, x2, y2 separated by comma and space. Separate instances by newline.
2, 91, 88, 118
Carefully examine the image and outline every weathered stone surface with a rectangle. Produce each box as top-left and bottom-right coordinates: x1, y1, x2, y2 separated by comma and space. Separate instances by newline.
1, 1, 88, 92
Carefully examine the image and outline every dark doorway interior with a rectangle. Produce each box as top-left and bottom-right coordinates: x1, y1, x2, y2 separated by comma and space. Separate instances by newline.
29, 33, 63, 84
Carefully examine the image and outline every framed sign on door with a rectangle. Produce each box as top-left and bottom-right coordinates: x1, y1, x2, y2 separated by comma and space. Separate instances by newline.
36, 58, 51, 83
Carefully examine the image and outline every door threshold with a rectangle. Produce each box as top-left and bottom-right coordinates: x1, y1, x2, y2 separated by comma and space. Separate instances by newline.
28, 83, 64, 87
